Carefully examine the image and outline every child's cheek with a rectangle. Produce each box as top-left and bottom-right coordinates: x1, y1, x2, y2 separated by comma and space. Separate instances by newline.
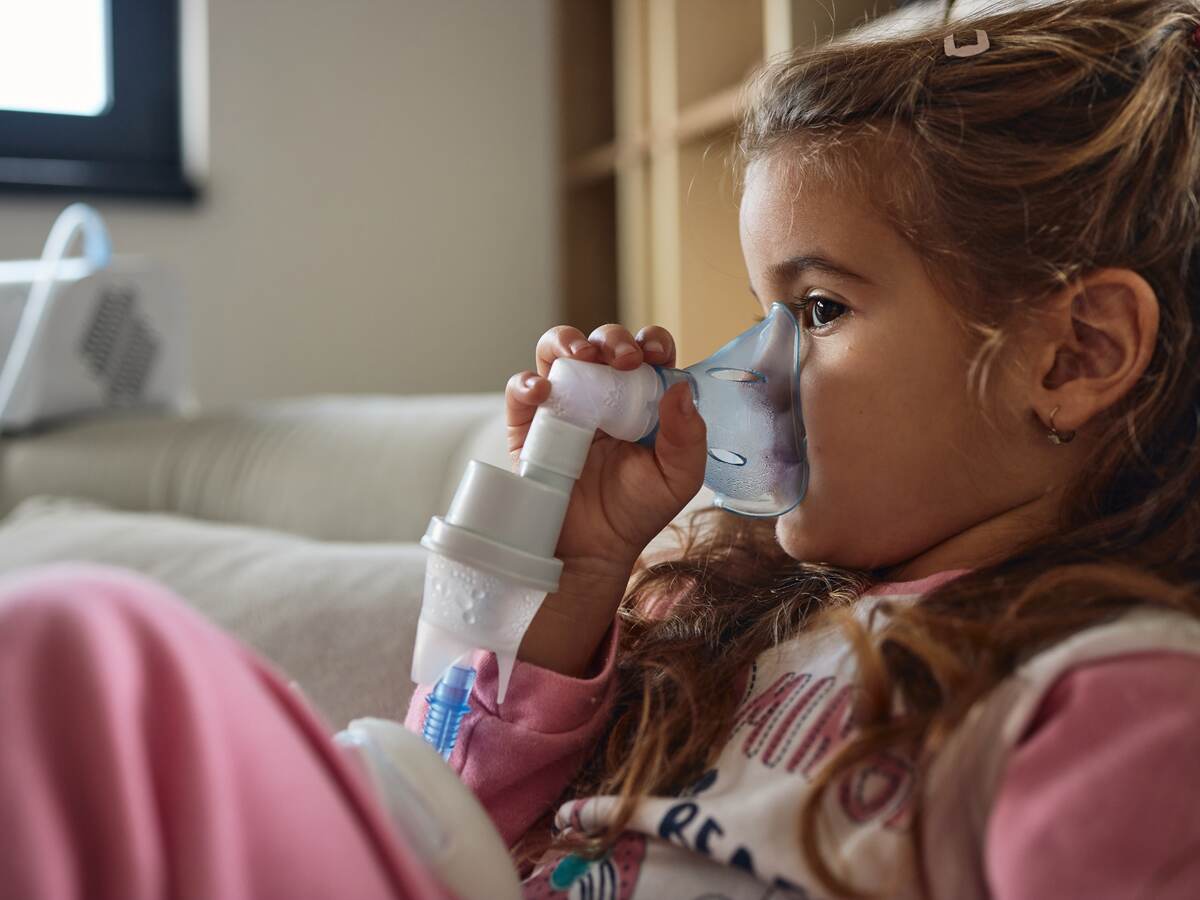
777, 355, 898, 551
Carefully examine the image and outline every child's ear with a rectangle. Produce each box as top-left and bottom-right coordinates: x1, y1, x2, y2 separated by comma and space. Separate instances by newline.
1033, 268, 1160, 435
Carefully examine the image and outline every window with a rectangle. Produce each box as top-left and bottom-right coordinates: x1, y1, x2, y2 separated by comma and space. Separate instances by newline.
0, 0, 198, 200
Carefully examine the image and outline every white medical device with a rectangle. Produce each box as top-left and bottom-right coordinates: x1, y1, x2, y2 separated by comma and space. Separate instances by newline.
0, 204, 192, 433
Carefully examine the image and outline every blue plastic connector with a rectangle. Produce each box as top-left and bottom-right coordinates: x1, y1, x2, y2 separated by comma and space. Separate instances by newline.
422, 664, 477, 759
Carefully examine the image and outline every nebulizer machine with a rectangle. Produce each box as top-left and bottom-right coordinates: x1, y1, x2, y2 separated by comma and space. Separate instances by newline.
0, 204, 190, 432
336, 304, 808, 899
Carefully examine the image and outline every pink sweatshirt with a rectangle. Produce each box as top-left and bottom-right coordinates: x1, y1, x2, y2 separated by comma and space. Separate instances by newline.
405, 570, 1200, 898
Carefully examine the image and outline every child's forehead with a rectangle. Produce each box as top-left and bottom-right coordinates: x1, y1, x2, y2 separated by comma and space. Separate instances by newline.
739, 157, 907, 278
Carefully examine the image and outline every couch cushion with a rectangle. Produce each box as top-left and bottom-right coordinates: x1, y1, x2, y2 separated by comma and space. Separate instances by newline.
0, 496, 427, 729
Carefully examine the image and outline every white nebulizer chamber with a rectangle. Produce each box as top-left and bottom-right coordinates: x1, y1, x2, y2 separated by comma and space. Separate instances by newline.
411, 301, 808, 704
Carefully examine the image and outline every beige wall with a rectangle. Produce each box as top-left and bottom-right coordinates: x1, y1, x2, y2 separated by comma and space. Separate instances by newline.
0, 0, 558, 405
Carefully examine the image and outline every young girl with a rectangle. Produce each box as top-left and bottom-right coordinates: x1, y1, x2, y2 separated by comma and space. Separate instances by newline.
425, 0, 1200, 896
2, 0, 1198, 898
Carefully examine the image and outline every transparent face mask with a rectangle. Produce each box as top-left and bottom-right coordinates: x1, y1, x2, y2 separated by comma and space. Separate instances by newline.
641, 301, 808, 518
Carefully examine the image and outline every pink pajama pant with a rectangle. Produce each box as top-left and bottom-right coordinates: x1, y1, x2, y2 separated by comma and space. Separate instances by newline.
0, 563, 455, 900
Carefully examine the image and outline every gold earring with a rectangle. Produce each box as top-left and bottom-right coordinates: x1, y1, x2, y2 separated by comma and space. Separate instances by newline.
1047, 406, 1076, 445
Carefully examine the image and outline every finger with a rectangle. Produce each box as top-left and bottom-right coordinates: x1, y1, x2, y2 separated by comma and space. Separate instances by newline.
535, 325, 599, 378
634, 325, 677, 369
651, 382, 707, 506
505, 371, 550, 459
587, 323, 643, 370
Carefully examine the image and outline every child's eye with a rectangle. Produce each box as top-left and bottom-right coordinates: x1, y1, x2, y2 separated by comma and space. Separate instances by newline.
752, 295, 847, 330
808, 296, 846, 328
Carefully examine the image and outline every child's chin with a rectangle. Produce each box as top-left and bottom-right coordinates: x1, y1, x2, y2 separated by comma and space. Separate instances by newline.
774, 514, 817, 563
775, 513, 869, 571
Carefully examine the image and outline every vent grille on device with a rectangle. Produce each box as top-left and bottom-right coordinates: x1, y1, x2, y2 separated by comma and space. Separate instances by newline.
79, 285, 160, 403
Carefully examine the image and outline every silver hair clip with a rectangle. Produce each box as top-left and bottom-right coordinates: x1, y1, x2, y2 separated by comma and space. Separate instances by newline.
944, 29, 990, 58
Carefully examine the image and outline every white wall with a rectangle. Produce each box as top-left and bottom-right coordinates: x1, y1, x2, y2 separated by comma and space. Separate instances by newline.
0, 0, 558, 405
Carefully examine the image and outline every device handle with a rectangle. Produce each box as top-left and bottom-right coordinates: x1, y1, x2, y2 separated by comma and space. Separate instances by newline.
0, 203, 113, 423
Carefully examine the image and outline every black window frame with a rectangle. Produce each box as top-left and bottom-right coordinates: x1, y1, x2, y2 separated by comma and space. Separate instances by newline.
0, 0, 198, 201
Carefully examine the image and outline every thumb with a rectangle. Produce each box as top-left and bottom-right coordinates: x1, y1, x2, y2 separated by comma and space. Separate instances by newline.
652, 382, 707, 502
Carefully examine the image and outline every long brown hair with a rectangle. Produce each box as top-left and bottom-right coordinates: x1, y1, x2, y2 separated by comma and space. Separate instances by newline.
518, 1, 1200, 896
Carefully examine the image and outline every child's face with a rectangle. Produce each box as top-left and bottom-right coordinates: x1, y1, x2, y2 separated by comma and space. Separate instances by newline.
739, 156, 1055, 578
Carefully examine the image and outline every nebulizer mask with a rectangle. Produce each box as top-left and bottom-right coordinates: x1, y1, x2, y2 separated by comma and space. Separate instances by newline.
635, 300, 808, 518
335, 303, 806, 900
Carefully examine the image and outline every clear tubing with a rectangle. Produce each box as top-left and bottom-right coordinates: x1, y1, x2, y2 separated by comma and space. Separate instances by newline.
0, 203, 112, 422
422, 664, 477, 760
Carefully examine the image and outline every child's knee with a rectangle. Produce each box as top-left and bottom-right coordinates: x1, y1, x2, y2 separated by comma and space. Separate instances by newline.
0, 562, 195, 666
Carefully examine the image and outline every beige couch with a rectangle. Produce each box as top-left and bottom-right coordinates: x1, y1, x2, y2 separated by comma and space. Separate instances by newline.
0, 394, 710, 729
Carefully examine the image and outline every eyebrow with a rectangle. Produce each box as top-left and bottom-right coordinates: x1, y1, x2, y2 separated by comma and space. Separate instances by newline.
748, 254, 874, 298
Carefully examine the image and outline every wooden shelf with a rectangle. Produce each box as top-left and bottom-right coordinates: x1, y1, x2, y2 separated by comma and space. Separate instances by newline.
557, 0, 898, 357
557, 0, 615, 160
666, 83, 744, 148
565, 82, 744, 186
564, 142, 620, 187
563, 176, 618, 335
675, 0, 763, 110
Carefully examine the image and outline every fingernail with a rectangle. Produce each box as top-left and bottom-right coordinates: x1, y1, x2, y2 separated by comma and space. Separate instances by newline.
569, 340, 592, 354
523, 374, 539, 389
643, 340, 665, 354
615, 341, 637, 359
679, 386, 695, 418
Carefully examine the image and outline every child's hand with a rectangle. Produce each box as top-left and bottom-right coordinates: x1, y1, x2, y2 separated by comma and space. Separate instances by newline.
505, 323, 707, 675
